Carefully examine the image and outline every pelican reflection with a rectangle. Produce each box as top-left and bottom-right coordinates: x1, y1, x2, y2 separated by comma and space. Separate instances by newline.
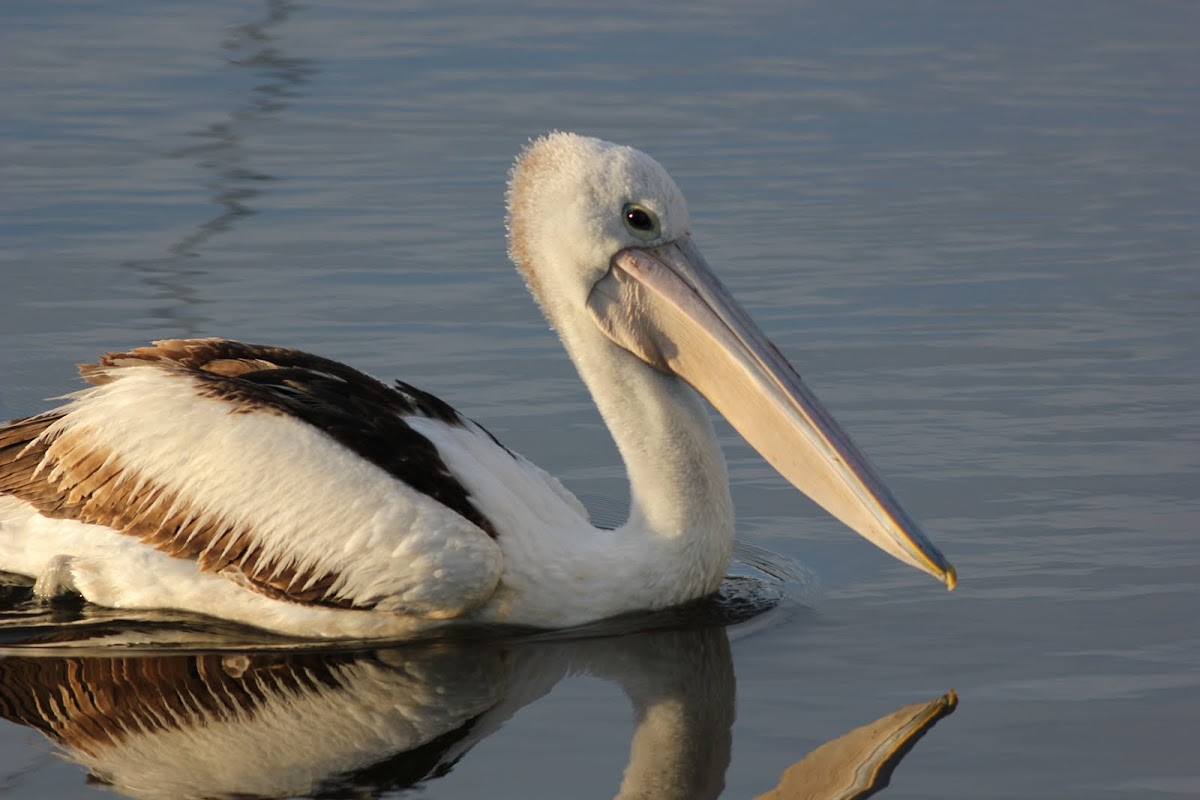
0, 626, 954, 799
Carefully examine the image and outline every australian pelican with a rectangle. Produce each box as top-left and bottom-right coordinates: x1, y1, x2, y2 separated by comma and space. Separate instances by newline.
0, 133, 954, 638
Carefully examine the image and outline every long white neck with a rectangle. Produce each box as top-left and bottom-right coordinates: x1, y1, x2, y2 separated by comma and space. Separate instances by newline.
553, 303, 735, 607
503, 132, 734, 618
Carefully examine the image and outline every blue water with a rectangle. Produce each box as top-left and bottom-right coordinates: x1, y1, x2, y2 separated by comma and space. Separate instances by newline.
2, 1, 1197, 797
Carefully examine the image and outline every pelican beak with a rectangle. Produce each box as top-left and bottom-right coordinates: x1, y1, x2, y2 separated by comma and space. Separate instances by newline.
587, 237, 956, 588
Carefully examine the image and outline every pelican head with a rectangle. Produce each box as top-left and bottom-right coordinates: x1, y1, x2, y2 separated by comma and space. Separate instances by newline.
507, 132, 955, 590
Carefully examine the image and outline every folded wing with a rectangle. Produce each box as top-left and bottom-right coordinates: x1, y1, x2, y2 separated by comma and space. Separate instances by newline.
0, 339, 504, 617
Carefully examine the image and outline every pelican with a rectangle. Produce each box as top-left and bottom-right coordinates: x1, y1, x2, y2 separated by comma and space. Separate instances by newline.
0, 133, 954, 638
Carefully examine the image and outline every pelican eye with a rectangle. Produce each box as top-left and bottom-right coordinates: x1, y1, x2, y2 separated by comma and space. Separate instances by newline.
622, 203, 660, 240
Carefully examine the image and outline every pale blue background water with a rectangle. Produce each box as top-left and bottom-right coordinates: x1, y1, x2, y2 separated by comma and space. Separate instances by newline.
1, 1, 1197, 797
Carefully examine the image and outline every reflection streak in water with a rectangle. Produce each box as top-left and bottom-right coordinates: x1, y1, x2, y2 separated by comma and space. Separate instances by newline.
122, 0, 316, 334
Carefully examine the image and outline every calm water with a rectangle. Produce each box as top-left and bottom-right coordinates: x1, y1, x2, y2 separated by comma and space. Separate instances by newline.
2, 1, 1197, 797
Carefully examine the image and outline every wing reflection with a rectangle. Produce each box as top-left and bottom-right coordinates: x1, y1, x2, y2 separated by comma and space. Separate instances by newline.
0, 627, 953, 799
0, 646, 504, 798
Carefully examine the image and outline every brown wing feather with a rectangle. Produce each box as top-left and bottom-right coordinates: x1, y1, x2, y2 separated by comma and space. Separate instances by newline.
0, 413, 353, 607
0, 412, 71, 512
0, 338, 502, 611
82, 338, 383, 385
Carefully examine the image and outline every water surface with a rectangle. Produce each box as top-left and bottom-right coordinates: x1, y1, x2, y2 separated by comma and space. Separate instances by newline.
2, 1, 1197, 797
